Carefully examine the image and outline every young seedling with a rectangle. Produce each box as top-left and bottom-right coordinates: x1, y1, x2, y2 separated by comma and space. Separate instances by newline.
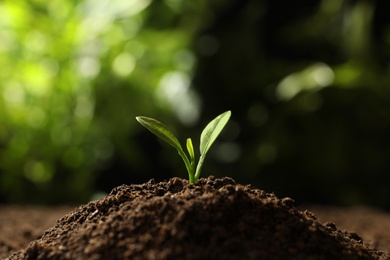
136, 111, 231, 184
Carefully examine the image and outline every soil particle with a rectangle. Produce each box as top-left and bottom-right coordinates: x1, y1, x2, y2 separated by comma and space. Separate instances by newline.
6, 176, 388, 259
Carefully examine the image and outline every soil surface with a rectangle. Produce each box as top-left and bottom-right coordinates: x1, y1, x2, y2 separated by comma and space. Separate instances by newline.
1, 176, 389, 259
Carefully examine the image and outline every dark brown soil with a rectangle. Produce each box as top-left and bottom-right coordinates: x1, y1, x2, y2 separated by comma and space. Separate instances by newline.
2, 176, 389, 259
303, 205, 390, 257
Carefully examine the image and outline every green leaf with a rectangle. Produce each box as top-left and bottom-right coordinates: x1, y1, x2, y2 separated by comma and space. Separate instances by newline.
199, 110, 231, 156
136, 116, 183, 152
186, 138, 195, 161
136, 116, 193, 181
195, 110, 231, 181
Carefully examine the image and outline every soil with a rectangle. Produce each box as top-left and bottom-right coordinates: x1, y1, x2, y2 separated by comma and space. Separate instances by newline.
1, 176, 389, 259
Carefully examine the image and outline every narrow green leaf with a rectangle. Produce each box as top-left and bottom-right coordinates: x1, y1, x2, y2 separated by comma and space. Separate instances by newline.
199, 110, 231, 156
136, 116, 183, 152
186, 138, 195, 161
186, 138, 196, 183
136, 116, 193, 181
195, 110, 231, 181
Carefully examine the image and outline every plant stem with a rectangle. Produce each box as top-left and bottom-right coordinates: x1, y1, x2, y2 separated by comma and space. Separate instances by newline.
194, 154, 206, 183
177, 149, 195, 183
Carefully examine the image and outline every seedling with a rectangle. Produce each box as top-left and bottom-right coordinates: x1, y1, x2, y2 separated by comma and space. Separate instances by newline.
136, 110, 231, 184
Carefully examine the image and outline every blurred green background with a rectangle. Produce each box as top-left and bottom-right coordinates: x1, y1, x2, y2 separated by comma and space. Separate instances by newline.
1, 0, 390, 209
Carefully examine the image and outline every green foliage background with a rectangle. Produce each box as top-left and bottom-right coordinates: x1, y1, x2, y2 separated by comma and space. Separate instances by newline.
1, 0, 390, 208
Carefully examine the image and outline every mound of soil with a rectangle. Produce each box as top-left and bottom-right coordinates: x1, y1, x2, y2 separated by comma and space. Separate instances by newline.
7, 176, 388, 259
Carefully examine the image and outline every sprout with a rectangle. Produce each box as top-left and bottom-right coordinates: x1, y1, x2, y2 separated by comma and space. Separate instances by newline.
136, 111, 231, 183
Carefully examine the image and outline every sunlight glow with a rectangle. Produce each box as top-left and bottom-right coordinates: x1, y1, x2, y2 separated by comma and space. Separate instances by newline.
112, 52, 136, 77
77, 0, 151, 40
156, 71, 200, 126
276, 63, 334, 101
78, 56, 101, 78
3, 82, 25, 105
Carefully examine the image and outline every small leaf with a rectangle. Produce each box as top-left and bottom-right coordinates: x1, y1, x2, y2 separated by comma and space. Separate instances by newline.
136, 116, 183, 152
199, 111, 231, 156
186, 138, 195, 161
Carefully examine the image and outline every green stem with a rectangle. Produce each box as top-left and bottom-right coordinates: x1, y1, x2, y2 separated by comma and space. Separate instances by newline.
194, 154, 206, 182
177, 150, 195, 183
